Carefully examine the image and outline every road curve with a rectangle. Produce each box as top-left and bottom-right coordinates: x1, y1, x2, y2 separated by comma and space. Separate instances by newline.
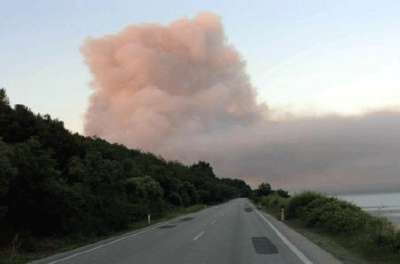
31, 198, 340, 264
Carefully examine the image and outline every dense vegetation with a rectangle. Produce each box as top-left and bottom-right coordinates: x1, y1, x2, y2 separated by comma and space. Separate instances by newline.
257, 191, 400, 263
0, 89, 251, 250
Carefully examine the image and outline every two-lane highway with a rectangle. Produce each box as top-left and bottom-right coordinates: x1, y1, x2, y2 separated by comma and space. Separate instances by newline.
32, 198, 340, 264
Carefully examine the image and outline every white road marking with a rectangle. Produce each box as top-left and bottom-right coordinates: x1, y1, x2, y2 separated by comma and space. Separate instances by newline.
45, 221, 172, 264
255, 209, 313, 264
193, 231, 205, 241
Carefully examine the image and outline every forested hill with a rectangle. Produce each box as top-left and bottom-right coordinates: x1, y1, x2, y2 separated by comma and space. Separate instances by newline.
0, 88, 251, 239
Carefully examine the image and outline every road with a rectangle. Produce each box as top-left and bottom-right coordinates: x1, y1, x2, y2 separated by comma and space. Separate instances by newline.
32, 198, 340, 264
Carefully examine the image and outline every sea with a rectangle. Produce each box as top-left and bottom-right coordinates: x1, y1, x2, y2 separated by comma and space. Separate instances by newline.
339, 192, 400, 227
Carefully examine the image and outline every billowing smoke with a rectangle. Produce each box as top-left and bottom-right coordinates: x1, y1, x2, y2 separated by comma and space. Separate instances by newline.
82, 13, 400, 192
82, 13, 266, 150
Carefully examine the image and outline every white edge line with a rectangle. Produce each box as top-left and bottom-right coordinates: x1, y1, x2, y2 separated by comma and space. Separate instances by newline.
46, 221, 169, 264
255, 209, 313, 264
193, 231, 205, 241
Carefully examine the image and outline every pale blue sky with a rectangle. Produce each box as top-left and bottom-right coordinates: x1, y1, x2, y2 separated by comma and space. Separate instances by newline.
1, 0, 400, 132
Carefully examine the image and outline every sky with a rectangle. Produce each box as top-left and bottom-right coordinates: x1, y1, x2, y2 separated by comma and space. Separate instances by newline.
2, 0, 400, 133
2, 1, 400, 192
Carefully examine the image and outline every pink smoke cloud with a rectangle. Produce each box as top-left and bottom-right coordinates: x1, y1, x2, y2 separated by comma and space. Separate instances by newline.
82, 13, 400, 192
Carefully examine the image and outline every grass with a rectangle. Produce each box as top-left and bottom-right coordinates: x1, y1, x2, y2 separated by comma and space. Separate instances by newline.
0, 204, 206, 264
288, 219, 369, 264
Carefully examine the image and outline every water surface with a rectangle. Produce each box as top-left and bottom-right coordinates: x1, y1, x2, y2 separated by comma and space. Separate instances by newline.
339, 192, 400, 227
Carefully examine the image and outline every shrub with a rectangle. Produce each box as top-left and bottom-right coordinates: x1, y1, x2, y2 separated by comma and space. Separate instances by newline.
392, 231, 400, 253
299, 197, 367, 234
287, 191, 400, 256
286, 192, 323, 219
168, 192, 183, 207
276, 189, 290, 198
366, 216, 398, 250
259, 193, 290, 219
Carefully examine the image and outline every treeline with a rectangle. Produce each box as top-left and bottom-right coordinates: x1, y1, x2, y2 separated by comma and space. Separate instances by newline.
258, 191, 400, 263
0, 89, 251, 242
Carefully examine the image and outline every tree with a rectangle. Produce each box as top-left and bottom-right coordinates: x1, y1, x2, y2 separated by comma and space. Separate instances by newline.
0, 88, 10, 107
256, 182, 272, 196
125, 176, 164, 217
0, 88, 253, 239
0, 139, 16, 219
7, 138, 63, 234
276, 189, 290, 198
180, 181, 198, 206
167, 192, 183, 207
66, 156, 87, 183
0, 89, 13, 141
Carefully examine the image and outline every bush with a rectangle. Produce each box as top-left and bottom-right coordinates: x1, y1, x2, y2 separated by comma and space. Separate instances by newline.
256, 183, 272, 196
259, 193, 290, 218
168, 192, 183, 207
286, 192, 323, 219
287, 191, 400, 257
300, 197, 367, 234
366, 216, 398, 250
393, 231, 400, 253
276, 189, 290, 198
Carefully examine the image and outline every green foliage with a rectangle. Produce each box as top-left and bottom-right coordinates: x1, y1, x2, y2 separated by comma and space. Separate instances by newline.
286, 191, 324, 218
0, 88, 9, 106
287, 193, 368, 234
179, 181, 198, 206
0, 89, 251, 244
7, 138, 64, 235
276, 189, 290, 198
301, 197, 367, 234
258, 190, 400, 261
167, 192, 183, 207
286, 191, 400, 258
260, 193, 289, 211
125, 176, 164, 215
0, 139, 16, 219
0, 141, 14, 196
255, 182, 272, 197
365, 216, 399, 252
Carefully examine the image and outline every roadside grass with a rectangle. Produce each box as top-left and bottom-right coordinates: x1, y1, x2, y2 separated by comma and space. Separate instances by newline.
257, 193, 400, 264
288, 219, 370, 264
0, 204, 206, 264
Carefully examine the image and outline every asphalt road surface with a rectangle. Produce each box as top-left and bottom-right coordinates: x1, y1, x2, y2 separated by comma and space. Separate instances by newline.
32, 198, 340, 264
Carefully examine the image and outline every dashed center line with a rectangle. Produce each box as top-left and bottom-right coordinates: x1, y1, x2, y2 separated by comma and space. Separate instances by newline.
193, 231, 205, 241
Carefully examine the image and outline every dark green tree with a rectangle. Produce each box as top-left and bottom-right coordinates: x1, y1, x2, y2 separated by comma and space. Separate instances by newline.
0, 88, 252, 240
276, 189, 290, 198
7, 138, 64, 234
0, 139, 16, 220
256, 182, 272, 197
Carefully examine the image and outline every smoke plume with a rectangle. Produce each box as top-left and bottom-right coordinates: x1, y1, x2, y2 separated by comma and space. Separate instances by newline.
82, 13, 400, 192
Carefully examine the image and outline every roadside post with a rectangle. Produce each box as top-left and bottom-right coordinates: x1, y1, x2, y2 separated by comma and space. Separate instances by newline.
280, 207, 285, 221
147, 214, 151, 225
